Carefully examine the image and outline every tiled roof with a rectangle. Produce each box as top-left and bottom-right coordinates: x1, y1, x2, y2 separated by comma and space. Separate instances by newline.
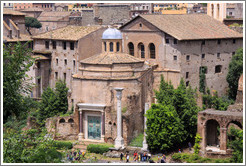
3, 8, 26, 15
37, 11, 71, 21
32, 25, 102, 41
3, 34, 32, 42
20, 7, 44, 12
81, 52, 144, 65
121, 14, 243, 40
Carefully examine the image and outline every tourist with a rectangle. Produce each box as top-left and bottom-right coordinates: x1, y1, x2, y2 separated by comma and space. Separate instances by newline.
126, 153, 129, 163
140, 152, 142, 161
120, 152, 124, 161
148, 153, 151, 161
82, 151, 86, 158
188, 142, 192, 151
133, 151, 137, 161
178, 149, 181, 153
161, 154, 166, 163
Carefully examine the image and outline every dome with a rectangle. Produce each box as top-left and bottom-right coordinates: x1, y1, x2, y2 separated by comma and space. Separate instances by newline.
102, 28, 122, 39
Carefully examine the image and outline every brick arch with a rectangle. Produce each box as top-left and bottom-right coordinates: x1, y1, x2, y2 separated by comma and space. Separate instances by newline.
226, 120, 242, 129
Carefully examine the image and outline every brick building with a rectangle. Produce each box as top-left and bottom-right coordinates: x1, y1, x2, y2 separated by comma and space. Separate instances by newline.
33, 3, 55, 11
119, 14, 243, 96
13, 3, 32, 10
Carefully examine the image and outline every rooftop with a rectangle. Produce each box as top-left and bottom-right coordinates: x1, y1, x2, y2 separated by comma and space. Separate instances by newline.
120, 14, 243, 40
80, 52, 144, 65
3, 34, 32, 42
20, 7, 44, 12
32, 25, 102, 41
3, 8, 26, 16
37, 11, 71, 21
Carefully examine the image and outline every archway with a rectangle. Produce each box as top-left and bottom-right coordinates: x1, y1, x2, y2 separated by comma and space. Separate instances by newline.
128, 42, 134, 56
206, 119, 220, 146
149, 43, 156, 59
227, 120, 242, 147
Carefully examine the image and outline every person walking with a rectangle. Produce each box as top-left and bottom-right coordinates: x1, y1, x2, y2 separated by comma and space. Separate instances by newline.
120, 152, 124, 161
161, 154, 166, 163
178, 149, 181, 153
126, 153, 129, 163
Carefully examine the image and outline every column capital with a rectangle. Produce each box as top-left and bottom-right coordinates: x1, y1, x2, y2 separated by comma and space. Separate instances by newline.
115, 88, 124, 100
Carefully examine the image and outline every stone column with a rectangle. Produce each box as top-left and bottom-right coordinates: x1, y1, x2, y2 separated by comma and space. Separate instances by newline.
78, 109, 84, 141
202, 125, 207, 153
142, 103, 149, 150
114, 88, 124, 149
101, 111, 105, 141
220, 128, 227, 151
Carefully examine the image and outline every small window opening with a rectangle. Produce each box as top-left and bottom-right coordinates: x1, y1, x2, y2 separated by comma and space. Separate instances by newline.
186, 55, 190, 61
70, 42, 74, 50
37, 62, 41, 69
165, 38, 169, 44
56, 58, 58, 65
202, 40, 205, 45
116, 42, 120, 52
68, 119, 74, 123
233, 39, 236, 44
217, 39, 221, 44
64, 73, 66, 81
55, 72, 58, 79
173, 56, 177, 60
186, 72, 189, 79
109, 42, 113, 52
202, 54, 205, 59
186, 81, 190, 87
45, 41, 49, 49
52, 41, 56, 49
217, 53, 220, 58
173, 39, 178, 44
64, 59, 67, 65
104, 42, 106, 51
59, 119, 65, 123
215, 65, 222, 73
139, 23, 142, 27
63, 41, 66, 50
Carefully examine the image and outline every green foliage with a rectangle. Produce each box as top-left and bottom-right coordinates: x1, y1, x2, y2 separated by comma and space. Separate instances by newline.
3, 42, 34, 123
228, 127, 243, 163
38, 80, 69, 124
3, 128, 62, 163
202, 88, 233, 111
129, 133, 143, 147
226, 48, 243, 100
122, 107, 127, 114
25, 17, 42, 35
87, 144, 113, 154
194, 133, 202, 154
199, 66, 207, 93
53, 141, 73, 150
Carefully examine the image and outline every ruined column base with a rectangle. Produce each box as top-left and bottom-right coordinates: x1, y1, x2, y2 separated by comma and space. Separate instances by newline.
115, 137, 124, 149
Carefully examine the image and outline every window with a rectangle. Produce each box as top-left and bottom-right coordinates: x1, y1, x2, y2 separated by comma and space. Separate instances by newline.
217, 53, 220, 58
116, 42, 120, 52
202, 54, 205, 59
149, 43, 156, 59
186, 55, 190, 61
128, 42, 134, 56
139, 23, 142, 27
63, 41, 66, 50
109, 42, 113, 52
37, 62, 41, 69
217, 39, 221, 44
73, 60, 76, 70
186, 81, 189, 87
173, 56, 177, 60
64, 73, 66, 81
56, 58, 58, 65
186, 72, 189, 79
45, 41, 49, 49
104, 42, 106, 51
173, 39, 178, 44
46, 26, 49, 31
202, 40, 205, 45
165, 38, 169, 44
52, 41, 56, 49
138, 43, 145, 58
233, 39, 236, 44
232, 52, 235, 56
70, 42, 74, 50
59, 119, 65, 123
55, 72, 58, 79
64, 59, 67, 65
215, 65, 222, 73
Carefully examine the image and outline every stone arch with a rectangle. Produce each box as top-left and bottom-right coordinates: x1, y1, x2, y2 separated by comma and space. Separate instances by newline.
226, 120, 242, 129
68, 118, 74, 123
128, 42, 134, 56
205, 119, 220, 146
59, 118, 65, 123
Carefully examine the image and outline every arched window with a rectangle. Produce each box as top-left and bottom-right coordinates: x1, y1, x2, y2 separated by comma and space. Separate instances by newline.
109, 42, 113, 52
68, 118, 74, 123
149, 43, 156, 59
211, 4, 214, 17
104, 42, 106, 51
116, 42, 120, 52
138, 43, 145, 58
59, 118, 65, 123
217, 4, 220, 19
128, 42, 134, 56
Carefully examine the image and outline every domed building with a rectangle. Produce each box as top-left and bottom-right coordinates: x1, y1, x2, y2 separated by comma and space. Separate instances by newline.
71, 27, 154, 145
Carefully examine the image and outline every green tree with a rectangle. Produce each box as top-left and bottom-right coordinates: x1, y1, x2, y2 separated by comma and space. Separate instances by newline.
54, 80, 69, 115
228, 127, 243, 163
199, 66, 207, 93
193, 133, 202, 154
25, 17, 42, 35
146, 104, 184, 152
226, 48, 243, 100
3, 42, 34, 123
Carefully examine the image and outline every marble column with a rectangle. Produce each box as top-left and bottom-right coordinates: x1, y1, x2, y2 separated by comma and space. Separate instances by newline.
220, 128, 227, 151
101, 111, 105, 141
78, 109, 84, 141
142, 103, 149, 150
114, 88, 124, 149
202, 125, 207, 153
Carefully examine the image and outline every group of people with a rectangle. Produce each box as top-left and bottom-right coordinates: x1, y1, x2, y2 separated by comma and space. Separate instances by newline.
120, 151, 152, 163
159, 154, 167, 163
66, 150, 86, 161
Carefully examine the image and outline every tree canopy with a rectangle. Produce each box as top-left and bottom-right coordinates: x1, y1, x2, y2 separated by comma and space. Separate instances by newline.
25, 17, 42, 35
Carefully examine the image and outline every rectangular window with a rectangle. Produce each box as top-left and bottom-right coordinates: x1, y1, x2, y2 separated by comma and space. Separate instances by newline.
45, 41, 49, 49
186, 72, 189, 79
70, 42, 74, 50
37, 62, 41, 69
73, 60, 76, 69
56, 58, 58, 66
202, 40, 205, 45
202, 54, 205, 59
55, 72, 58, 79
64, 59, 67, 65
165, 39, 169, 44
173, 39, 178, 44
217, 39, 221, 44
52, 41, 56, 49
233, 39, 236, 44
63, 73, 66, 81
217, 53, 220, 58
186, 55, 190, 61
63, 41, 66, 50
173, 56, 177, 60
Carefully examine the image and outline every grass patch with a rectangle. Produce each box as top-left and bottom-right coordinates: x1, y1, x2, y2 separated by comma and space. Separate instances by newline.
87, 143, 114, 154
129, 133, 144, 147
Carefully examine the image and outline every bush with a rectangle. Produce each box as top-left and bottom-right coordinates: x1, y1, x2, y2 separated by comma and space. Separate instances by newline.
87, 144, 113, 154
53, 141, 73, 150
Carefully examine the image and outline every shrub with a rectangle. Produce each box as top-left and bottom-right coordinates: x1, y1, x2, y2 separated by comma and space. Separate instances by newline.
87, 144, 113, 154
53, 141, 73, 150
194, 133, 202, 154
